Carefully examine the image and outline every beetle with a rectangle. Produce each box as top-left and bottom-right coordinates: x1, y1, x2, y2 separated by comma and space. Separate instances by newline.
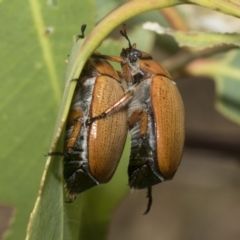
49, 25, 128, 201
90, 24, 185, 214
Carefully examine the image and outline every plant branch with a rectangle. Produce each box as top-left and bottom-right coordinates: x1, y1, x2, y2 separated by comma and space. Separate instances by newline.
160, 8, 189, 31
163, 45, 239, 74
185, 0, 240, 18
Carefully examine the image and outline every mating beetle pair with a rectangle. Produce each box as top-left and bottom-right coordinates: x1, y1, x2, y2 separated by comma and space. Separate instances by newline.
50, 24, 184, 214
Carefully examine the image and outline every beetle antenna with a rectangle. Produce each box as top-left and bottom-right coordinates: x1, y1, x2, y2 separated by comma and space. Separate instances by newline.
76, 23, 87, 41
143, 187, 152, 215
120, 24, 132, 49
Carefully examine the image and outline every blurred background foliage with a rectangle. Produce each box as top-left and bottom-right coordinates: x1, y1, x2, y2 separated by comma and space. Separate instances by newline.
0, 0, 239, 240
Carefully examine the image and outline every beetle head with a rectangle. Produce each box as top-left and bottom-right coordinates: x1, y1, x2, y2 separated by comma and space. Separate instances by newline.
120, 24, 141, 63
121, 47, 142, 63
128, 49, 142, 63
120, 24, 152, 63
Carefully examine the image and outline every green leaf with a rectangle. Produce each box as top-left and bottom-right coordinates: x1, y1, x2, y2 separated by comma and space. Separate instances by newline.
186, 49, 240, 124
3, 0, 240, 239
0, 0, 95, 239
143, 22, 240, 50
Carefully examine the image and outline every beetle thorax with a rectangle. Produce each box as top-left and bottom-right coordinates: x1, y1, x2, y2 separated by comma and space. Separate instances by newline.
127, 59, 144, 81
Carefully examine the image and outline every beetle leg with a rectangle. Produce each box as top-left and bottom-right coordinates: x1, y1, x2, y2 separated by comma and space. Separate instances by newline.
143, 187, 152, 215
47, 109, 83, 156
92, 53, 124, 64
66, 120, 82, 149
70, 78, 78, 82
139, 111, 148, 137
66, 109, 84, 150
86, 90, 134, 125
129, 109, 142, 128
129, 109, 148, 137
76, 23, 87, 42
67, 109, 84, 126
65, 194, 76, 203
46, 152, 65, 157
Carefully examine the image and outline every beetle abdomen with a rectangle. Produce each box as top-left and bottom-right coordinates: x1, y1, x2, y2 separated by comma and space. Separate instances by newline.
128, 123, 164, 189
64, 76, 97, 196
128, 79, 165, 189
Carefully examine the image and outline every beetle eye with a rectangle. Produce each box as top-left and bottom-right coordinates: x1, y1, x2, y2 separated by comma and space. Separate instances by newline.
129, 50, 142, 63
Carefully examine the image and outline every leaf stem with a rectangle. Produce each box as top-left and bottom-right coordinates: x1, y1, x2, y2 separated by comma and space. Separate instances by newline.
160, 8, 190, 31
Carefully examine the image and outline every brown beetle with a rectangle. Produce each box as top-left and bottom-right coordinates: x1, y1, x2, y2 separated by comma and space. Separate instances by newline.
90, 24, 185, 214
49, 26, 128, 201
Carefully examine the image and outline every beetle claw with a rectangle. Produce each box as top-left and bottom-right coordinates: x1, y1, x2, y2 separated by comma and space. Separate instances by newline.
143, 187, 152, 215
45, 152, 65, 157
65, 193, 76, 203
76, 23, 87, 42
71, 78, 79, 82
86, 113, 107, 126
